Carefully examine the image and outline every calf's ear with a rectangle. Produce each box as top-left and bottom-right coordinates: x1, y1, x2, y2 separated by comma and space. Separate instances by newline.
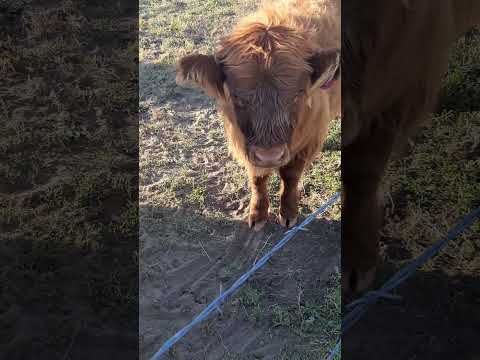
309, 48, 340, 90
176, 54, 225, 99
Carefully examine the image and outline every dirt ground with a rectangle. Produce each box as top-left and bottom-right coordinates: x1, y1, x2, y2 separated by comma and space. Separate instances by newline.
343, 29, 480, 360
140, 212, 340, 360
139, 1, 341, 359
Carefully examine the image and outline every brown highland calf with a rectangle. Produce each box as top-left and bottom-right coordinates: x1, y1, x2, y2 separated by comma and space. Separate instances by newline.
177, 0, 341, 231
342, 0, 480, 296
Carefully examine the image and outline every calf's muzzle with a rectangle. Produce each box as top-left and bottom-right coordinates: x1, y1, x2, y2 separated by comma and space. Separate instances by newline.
248, 144, 290, 168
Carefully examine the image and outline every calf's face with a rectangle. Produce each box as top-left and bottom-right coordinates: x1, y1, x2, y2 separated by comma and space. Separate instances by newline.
176, 27, 339, 168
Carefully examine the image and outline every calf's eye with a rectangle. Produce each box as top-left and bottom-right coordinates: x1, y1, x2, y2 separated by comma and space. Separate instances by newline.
231, 94, 245, 108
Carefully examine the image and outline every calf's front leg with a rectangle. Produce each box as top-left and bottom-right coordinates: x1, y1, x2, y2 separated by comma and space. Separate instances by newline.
248, 173, 270, 232
278, 156, 306, 228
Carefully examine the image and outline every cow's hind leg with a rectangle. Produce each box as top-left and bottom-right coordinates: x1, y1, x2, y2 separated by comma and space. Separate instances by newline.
278, 156, 306, 229
248, 172, 270, 232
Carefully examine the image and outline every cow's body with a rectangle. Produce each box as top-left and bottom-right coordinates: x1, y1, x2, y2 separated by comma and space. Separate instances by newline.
342, 0, 480, 295
177, 0, 340, 230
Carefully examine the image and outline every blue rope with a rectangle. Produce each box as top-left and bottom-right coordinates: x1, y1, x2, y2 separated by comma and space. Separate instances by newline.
324, 205, 480, 359
149, 192, 341, 360
325, 339, 341, 360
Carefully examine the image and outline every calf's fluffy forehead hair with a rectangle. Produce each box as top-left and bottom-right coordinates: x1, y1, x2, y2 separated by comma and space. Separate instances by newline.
215, 23, 317, 84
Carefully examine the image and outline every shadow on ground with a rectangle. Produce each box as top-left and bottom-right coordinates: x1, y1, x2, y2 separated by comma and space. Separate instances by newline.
0, 207, 138, 360
140, 60, 214, 112
343, 241, 480, 360
140, 205, 340, 360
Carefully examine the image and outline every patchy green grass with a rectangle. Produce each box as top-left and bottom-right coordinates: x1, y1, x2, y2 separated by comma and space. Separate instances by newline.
382, 28, 480, 275
303, 119, 342, 219
438, 27, 480, 112
271, 272, 341, 355
233, 284, 265, 323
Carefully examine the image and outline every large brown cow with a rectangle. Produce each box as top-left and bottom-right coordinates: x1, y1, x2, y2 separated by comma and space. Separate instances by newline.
342, 0, 480, 296
177, 0, 341, 231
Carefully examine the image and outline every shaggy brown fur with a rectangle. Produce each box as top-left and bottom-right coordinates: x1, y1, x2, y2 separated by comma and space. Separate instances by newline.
342, 0, 480, 296
177, 0, 340, 230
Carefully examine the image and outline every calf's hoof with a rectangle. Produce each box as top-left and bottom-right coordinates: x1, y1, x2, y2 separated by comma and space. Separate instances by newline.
342, 266, 377, 301
248, 212, 268, 232
278, 213, 298, 229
